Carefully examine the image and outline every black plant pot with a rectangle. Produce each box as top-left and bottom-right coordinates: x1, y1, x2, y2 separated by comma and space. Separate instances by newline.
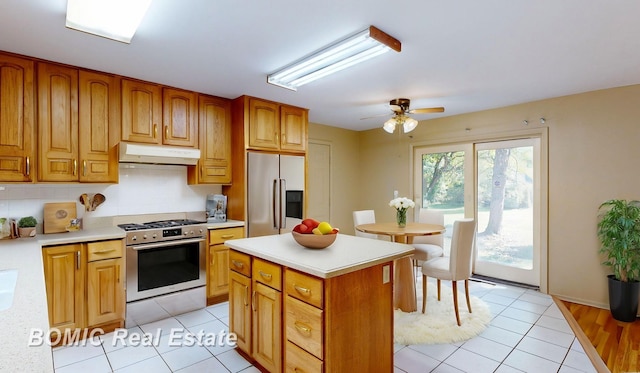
607, 274, 640, 322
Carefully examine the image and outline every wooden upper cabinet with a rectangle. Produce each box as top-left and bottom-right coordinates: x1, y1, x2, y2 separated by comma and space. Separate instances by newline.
280, 104, 307, 152
248, 98, 279, 150
121, 80, 198, 148
37, 62, 79, 182
247, 97, 307, 153
78, 70, 120, 183
121, 78, 162, 145
0, 53, 35, 182
188, 94, 231, 184
163, 88, 198, 147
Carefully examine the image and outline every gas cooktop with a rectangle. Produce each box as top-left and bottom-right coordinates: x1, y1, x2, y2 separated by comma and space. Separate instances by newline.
117, 219, 205, 232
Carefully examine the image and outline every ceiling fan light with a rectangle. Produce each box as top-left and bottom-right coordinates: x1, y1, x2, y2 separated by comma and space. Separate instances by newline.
383, 118, 397, 133
403, 117, 418, 133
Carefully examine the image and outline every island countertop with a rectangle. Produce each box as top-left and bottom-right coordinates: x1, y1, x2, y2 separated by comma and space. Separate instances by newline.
225, 233, 414, 278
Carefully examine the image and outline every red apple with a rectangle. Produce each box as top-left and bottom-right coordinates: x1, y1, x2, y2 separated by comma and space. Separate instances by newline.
293, 223, 309, 233
331, 227, 340, 234
301, 218, 320, 230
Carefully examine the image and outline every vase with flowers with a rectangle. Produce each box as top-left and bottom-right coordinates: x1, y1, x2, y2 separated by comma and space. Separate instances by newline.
389, 197, 415, 228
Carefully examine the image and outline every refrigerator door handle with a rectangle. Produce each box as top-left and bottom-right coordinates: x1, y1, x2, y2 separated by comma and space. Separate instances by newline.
273, 179, 279, 229
280, 178, 287, 229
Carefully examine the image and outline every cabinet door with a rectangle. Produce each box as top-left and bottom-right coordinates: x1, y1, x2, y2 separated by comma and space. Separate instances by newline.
121, 79, 162, 144
87, 257, 124, 327
230, 270, 252, 355
252, 281, 282, 373
280, 105, 307, 152
37, 63, 79, 181
0, 53, 35, 182
189, 95, 231, 184
78, 70, 120, 183
42, 244, 84, 332
208, 244, 230, 298
248, 98, 279, 150
162, 88, 198, 147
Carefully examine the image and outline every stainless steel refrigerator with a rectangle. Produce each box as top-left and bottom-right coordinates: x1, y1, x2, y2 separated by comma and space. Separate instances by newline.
247, 152, 305, 237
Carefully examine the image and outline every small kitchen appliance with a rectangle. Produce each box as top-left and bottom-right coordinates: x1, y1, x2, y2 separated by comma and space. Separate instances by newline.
206, 194, 227, 222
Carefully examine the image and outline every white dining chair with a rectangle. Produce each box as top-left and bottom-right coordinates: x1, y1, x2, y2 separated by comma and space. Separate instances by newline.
411, 209, 445, 274
353, 210, 379, 239
421, 218, 476, 326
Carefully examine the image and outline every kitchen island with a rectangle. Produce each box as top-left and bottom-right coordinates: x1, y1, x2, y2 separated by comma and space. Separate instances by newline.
225, 233, 414, 373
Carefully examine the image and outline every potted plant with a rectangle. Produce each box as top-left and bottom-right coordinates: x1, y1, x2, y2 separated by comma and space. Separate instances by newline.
17, 216, 37, 238
597, 199, 640, 322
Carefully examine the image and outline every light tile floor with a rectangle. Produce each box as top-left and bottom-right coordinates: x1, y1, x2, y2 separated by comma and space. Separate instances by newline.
52, 278, 598, 373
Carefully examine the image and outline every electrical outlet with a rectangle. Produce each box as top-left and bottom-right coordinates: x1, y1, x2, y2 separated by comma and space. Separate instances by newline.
383, 265, 390, 284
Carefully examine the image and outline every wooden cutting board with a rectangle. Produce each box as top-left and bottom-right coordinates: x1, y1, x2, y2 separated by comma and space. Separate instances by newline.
43, 202, 77, 234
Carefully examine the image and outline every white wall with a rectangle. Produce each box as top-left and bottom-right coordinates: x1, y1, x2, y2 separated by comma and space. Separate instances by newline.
0, 164, 220, 228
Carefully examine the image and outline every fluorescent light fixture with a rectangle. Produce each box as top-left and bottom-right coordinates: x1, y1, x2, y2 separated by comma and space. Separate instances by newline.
383, 115, 419, 134
268, 26, 401, 91
66, 0, 152, 43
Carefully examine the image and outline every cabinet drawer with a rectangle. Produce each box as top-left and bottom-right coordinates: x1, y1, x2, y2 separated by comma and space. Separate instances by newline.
252, 258, 282, 291
285, 340, 323, 373
285, 296, 323, 360
285, 269, 323, 309
209, 227, 244, 245
87, 240, 123, 262
229, 250, 251, 277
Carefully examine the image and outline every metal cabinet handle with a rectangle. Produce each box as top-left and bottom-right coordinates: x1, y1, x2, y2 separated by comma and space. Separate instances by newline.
293, 368, 304, 373
25, 156, 30, 176
244, 285, 249, 307
294, 321, 311, 334
116, 265, 120, 283
153, 124, 158, 138
93, 248, 115, 254
294, 285, 311, 296
251, 290, 256, 311
221, 234, 235, 239
73, 159, 77, 176
232, 260, 244, 269
165, 125, 169, 139
83, 160, 87, 176
259, 270, 272, 280
76, 251, 81, 270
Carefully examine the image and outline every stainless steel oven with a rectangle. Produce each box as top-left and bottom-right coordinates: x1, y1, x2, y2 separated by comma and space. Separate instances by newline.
119, 219, 207, 327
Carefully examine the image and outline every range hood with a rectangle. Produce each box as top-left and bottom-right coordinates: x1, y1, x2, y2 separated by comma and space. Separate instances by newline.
119, 142, 200, 165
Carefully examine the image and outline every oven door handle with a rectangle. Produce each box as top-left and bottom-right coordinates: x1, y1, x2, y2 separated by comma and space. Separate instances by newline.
129, 237, 205, 251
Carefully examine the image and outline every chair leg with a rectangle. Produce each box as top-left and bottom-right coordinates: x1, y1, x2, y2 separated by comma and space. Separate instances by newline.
421, 275, 427, 313
437, 279, 441, 301
452, 281, 461, 326
465, 279, 472, 313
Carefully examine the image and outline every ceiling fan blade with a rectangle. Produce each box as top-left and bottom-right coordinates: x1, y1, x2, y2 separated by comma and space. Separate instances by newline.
409, 107, 445, 114
360, 113, 391, 120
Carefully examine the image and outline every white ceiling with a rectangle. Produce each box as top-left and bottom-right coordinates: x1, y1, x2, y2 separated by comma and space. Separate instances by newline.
2, 0, 639, 131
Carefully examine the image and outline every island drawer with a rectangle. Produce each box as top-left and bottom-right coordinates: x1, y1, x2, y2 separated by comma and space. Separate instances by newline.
285, 296, 323, 359
209, 227, 244, 245
285, 340, 323, 373
252, 258, 282, 291
87, 240, 123, 262
229, 250, 251, 277
285, 269, 324, 309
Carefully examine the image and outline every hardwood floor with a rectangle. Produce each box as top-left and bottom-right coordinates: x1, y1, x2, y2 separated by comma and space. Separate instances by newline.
555, 298, 639, 373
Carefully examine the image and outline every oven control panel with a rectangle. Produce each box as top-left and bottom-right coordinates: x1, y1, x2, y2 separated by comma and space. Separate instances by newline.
125, 224, 207, 245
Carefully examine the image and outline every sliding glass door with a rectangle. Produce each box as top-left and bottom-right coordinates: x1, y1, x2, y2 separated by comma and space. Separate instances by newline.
414, 138, 542, 287
474, 139, 540, 286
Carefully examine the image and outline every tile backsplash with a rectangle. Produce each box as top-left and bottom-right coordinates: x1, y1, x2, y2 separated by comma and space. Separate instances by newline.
0, 164, 221, 227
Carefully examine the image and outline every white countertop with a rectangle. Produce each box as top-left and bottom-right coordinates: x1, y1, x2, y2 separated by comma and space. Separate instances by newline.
37, 226, 125, 246
0, 239, 54, 373
205, 219, 245, 229
225, 233, 414, 278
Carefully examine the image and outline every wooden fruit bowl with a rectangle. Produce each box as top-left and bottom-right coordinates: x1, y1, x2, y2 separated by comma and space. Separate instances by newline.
291, 231, 337, 249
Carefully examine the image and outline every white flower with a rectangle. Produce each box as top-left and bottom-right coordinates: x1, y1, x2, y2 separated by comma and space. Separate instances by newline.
389, 197, 415, 211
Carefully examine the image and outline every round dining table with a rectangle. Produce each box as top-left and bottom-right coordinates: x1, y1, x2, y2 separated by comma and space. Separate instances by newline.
355, 222, 445, 312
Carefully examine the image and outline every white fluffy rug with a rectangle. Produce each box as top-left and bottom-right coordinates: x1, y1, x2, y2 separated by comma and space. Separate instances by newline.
394, 281, 492, 345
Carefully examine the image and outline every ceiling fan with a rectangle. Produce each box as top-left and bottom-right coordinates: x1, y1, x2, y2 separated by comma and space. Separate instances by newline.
363, 98, 445, 133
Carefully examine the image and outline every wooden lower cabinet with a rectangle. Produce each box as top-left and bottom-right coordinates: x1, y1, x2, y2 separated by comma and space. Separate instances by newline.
229, 250, 393, 372
42, 244, 85, 333
43, 239, 125, 344
207, 227, 244, 304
